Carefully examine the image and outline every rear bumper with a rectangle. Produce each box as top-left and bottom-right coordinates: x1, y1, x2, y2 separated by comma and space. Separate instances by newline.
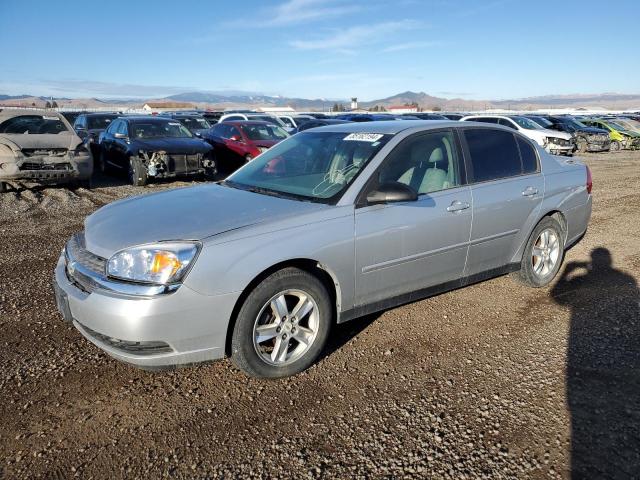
53, 254, 240, 368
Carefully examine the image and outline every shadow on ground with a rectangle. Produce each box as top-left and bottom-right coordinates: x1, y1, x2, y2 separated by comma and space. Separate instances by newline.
551, 247, 640, 479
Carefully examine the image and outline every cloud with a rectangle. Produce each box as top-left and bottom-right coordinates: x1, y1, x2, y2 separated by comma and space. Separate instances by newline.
381, 41, 441, 53
290, 20, 420, 52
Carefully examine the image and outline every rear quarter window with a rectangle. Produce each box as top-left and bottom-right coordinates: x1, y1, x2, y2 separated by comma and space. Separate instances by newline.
516, 136, 539, 174
464, 128, 522, 182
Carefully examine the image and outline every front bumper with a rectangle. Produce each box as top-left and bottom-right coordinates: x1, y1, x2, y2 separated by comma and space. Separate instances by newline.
53, 254, 239, 368
0, 153, 93, 183
547, 144, 574, 155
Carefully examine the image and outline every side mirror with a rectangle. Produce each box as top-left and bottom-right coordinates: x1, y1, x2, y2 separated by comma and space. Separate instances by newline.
114, 132, 128, 139
366, 182, 418, 205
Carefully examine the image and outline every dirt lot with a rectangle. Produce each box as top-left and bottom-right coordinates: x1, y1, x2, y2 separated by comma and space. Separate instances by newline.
1, 151, 639, 479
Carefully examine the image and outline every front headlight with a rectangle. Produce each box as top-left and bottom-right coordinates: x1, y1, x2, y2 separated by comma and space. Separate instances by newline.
107, 242, 200, 284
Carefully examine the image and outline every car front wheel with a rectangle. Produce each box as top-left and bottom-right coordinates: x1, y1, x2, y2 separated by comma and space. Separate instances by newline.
128, 156, 148, 186
231, 267, 332, 378
518, 216, 565, 287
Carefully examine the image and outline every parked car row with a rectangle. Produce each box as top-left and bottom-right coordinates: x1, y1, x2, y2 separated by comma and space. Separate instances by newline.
2, 106, 637, 192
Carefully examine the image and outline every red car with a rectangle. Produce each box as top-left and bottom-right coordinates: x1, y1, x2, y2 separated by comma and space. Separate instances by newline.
203, 121, 289, 173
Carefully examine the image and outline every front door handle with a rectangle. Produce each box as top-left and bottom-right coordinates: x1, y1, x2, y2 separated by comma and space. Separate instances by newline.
447, 200, 470, 213
522, 186, 539, 197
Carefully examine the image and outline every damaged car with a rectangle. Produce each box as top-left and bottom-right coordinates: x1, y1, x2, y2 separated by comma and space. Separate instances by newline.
544, 116, 610, 153
0, 109, 92, 192
580, 118, 640, 151
98, 116, 215, 186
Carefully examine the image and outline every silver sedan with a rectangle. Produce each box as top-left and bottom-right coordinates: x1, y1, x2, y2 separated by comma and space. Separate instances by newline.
54, 121, 592, 378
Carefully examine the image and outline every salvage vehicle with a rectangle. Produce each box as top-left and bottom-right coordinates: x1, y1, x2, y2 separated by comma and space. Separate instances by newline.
609, 117, 640, 135
202, 120, 289, 173
544, 116, 610, 153
54, 121, 592, 378
461, 115, 574, 155
161, 113, 212, 137
73, 112, 120, 159
0, 109, 92, 192
98, 116, 215, 185
579, 118, 640, 151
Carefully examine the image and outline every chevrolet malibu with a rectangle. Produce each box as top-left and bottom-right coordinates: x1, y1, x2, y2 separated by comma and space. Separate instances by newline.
54, 121, 592, 378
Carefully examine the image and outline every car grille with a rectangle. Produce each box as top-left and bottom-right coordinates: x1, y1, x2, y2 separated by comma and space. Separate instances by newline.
167, 153, 203, 173
65, 232, 106, 275
80, 324, 173, 355
22, 148, 68, 157
20, 162, 73, 171
550, 138, 572, 147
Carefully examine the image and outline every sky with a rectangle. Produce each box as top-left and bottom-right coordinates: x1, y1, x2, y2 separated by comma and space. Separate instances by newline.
1, 0, 639, 101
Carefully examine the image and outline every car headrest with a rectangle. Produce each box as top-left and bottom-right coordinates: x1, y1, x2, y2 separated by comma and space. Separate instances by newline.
429, 147, 444, 164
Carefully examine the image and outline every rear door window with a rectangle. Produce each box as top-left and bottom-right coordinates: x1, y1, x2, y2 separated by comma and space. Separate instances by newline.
464, 128, 522, 182
498, 118, 518, 130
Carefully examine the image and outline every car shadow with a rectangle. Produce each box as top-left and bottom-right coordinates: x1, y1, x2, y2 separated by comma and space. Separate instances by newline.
550, 248, 640, 478
320, 312, 382, 361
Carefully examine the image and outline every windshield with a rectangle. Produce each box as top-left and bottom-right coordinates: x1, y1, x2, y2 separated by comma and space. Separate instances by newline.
241, 124, 289, 141
87, 115, 118, 130
130, 120, 193, 139
561, 118, 587, 130
178, 117, 211, 130
0, 115, 69, 134
606, 121, 628, 132
226, 131, 391, 203
511, 117, 542, 130
529, 116, 552, 127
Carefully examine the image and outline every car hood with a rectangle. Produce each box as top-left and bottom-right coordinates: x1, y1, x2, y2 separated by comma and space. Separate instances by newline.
133, 137, 212, 154
577, 127, 608, 135
539, 128, 572, 140
84, 183, 327, 258
0, 132, 81, 151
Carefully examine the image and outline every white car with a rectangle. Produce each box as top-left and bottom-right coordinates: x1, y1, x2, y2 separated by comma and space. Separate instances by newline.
219, 113, 289, 130
461, 115, 574, 155
277, 115, 314, 131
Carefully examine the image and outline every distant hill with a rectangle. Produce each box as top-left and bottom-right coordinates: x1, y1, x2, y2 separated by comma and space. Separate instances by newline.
1, 90, 639, 111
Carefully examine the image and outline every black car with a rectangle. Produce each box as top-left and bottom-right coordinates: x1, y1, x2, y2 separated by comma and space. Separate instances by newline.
60, 111, 85, 125
544, 116, 611, 153
98, 116, 215, 186
201, 111, 224, 123
408, 113, 449, 120
161, 113, 212, 137
296, 118, 352, 132
441, 113, 465, 120
73, 112, 120, 158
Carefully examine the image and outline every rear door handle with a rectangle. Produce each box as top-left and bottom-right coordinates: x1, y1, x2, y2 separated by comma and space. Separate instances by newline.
522, 186, 539, 197
447, 200, 470, 213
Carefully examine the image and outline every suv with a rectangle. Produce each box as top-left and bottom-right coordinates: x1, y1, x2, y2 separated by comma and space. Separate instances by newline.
73, 112, 120, 159
0, 109, 92, 191
461, 115, 574, 155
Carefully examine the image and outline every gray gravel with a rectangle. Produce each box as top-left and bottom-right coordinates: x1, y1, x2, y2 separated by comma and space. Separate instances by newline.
0, 151, 639, 479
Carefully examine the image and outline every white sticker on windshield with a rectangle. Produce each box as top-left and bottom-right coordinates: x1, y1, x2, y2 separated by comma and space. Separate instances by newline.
343, 133, 384, 142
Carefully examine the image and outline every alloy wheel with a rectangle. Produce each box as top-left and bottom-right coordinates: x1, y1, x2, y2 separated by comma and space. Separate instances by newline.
252, 289, 319, 366
531, 228, 561, 278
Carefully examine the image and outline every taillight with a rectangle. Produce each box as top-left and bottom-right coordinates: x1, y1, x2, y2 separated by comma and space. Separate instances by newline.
586, 166, 592, 194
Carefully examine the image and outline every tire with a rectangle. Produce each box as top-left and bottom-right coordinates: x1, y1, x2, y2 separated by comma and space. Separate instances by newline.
231, 267, 333, 378
98, 149, 109, 173
518, 216, 565, 288
0, 181, 8, 193
128, 156, 148, 186
576, 137, 588, 154
610, 141, 621, 152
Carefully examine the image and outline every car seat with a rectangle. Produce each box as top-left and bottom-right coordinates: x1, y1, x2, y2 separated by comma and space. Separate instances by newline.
398, 141, 449, 193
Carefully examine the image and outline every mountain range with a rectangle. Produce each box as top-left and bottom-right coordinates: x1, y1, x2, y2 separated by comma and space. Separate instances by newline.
1, 91, 639, 111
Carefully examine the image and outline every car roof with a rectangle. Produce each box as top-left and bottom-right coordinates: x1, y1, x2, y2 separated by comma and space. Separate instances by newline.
81, 112, 120, 117
306, 120, 459, 134
224, 120, 271, 126
124, 116, 177, 122
0, 109, 65, 121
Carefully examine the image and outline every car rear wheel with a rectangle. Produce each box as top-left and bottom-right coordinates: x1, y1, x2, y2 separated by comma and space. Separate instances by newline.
231, 267, 332, 378
610, 140, 621, 152
518, 216, 565, 287
128, 156, 148, 186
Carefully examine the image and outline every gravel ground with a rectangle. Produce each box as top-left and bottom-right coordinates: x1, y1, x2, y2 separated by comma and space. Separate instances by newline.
0, 151, 639, 479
